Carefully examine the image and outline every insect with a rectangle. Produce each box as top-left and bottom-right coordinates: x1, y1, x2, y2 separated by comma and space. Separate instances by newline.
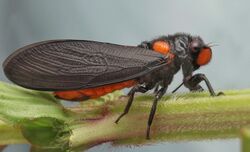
3, 33, 222, 139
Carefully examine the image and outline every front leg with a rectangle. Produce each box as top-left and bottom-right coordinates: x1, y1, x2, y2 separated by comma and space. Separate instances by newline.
181, 58, 222, 96
184, 74, 204, 92
184, 73, 223, 96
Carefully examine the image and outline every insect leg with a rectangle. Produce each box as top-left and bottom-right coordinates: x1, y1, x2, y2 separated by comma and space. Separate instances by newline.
153, 83, 160, 94
171, 82, 184, 93
115, 85, 149, 124
146, 87, 167, 139
186, 73, 223, 96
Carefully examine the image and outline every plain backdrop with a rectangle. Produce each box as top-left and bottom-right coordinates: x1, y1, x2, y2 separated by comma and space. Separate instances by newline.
1, 0, 249, 152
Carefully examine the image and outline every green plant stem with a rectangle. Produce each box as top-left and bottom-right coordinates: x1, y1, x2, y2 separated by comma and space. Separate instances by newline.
241, 128, 250, 152
1, 80, 250, 151
69, 90, 250, 150
0, 120, 27, 145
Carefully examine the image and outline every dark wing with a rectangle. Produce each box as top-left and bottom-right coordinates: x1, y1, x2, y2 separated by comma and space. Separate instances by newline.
3, 40, 167, 91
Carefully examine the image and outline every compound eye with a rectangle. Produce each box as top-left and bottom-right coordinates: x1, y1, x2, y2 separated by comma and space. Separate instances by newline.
196, 47, 212, 66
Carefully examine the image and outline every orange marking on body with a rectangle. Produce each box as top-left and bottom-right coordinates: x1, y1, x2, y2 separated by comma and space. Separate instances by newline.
169, 53, 175, 59
112, 83, 124, 90
95, 87, 106, 96
166, 53, 175, 64
79, 89, 93, 96
122, 81, 131, 85
197, 47, 212, 66
152, 41, 170, 55
103, 86, 113, 93
54, 80, 137, 101
54, 90, 83, 100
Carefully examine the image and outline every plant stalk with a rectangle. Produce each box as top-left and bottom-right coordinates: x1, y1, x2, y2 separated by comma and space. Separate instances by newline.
69, 90, 250, 150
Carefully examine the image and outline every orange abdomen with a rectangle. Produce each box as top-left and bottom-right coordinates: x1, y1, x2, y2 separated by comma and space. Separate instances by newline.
54, 80, 137, 101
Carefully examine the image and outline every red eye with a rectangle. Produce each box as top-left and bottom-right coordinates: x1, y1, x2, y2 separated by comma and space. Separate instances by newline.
197, 47, 212, 65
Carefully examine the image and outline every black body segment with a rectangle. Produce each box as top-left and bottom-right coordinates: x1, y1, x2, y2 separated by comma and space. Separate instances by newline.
3, 40, 167, 91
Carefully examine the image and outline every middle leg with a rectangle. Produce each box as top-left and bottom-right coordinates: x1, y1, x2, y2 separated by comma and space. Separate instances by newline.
146, 87, 167, 139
